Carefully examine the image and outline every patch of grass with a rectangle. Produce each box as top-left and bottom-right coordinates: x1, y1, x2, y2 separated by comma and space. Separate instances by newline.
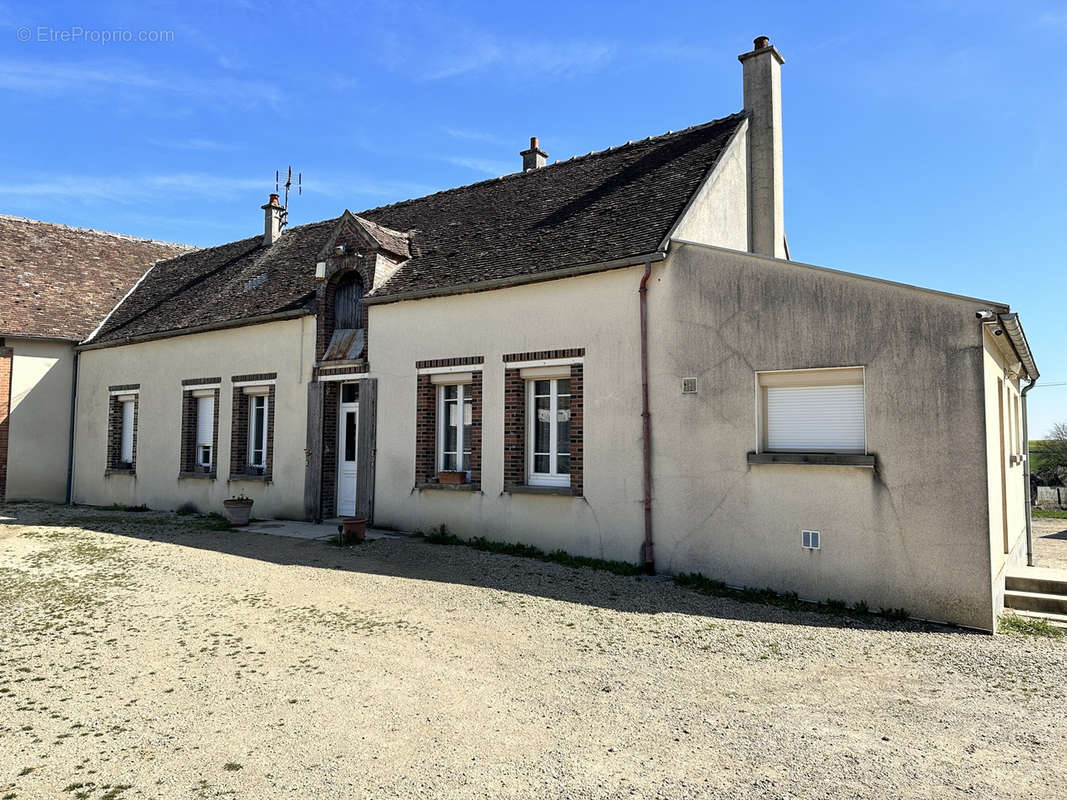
193, 513, 231, 532
675, 572, 910, 623
223, 762, 242, 772
421, 525, 641, 576
103, 503, 150, 513
174, 502, 200, 516
1032, 508, 1067, 519
998, 613, 1065, 638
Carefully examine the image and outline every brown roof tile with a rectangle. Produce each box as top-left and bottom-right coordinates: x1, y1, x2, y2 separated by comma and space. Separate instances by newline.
88, 113, 745, 346
0, 215, 192, 340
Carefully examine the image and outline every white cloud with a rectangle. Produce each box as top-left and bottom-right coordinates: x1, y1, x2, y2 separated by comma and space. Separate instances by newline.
0, 59, 284, 108
417, 32, 616, 81
445, 156, 514, 177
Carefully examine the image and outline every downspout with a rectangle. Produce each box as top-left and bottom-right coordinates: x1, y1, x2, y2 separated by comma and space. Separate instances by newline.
639, 261, 655, 573
1021, 377, 1037, 566
64, 349, 79, 504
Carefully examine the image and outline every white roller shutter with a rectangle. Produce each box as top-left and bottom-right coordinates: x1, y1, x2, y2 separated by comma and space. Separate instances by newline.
765, 384, 865, 453
196, 395, 214, 446
120, 400, 135, 462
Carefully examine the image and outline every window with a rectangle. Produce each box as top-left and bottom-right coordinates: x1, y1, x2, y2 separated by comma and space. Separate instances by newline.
438, 382, 473, 474
249, 394, 268, 470
527, 377, 571, 487
758, 367, 865, 454
120, 399, 135, 464
196, 395, 214, 468
107, 388, 138, 471
334, 271, 364, 329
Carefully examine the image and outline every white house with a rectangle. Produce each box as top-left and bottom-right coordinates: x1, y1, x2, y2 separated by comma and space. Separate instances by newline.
66, 38, 1038, 631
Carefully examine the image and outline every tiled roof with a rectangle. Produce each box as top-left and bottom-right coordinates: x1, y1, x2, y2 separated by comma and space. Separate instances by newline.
88, 112, 745, 345
90, 219, 338, 345
0, 215, 192, 340
364, 113, 745, 298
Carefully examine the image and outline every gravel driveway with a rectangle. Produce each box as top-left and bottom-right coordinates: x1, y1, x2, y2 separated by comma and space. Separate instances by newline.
0, 504, 1064, 799
1033, 517, 1067, 571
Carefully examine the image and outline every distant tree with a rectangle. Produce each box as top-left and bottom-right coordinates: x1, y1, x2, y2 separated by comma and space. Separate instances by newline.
1033, 423, 1067, 485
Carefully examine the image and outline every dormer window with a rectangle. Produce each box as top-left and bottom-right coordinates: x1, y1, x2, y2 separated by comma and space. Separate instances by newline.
334, 272, 364, 329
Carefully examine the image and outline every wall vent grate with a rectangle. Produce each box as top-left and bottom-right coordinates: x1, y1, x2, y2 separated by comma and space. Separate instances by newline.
681, 377, 698, 394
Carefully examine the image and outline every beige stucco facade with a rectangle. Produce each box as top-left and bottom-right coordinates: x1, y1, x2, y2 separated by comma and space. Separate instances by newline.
982, 326, 1028, 614
5, 337, 75, 502
368, 242, 1013, 631
72, 318, 316, 519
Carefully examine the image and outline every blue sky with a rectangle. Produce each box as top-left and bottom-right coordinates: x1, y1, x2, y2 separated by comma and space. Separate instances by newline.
1, 0, 1064, 434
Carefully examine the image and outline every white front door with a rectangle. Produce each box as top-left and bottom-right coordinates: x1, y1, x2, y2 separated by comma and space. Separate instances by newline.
337, 385, 358, 517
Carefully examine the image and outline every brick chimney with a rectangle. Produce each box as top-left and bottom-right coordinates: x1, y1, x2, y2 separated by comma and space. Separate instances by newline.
738, 36, 786, 259
261, 193, 285, 246
520, 137, 548, 171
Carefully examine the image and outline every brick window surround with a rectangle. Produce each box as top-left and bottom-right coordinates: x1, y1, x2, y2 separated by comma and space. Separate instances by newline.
503, 349, 584, 496
179, 378, 220, 478
414, 356, 484, 489
229, 373, 276, 481
0, 343, 12, 501
106, 384, 140, 474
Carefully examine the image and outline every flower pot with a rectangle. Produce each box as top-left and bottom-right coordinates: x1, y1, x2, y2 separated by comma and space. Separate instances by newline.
438, 470, 467, 485
341, 517, 367, 544
222, 499, 254, 527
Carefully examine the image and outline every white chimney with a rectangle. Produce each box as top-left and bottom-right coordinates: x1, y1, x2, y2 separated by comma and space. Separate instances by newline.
261, 193, 285, 246
738, 36, 786, 259
520, 136, 548, 171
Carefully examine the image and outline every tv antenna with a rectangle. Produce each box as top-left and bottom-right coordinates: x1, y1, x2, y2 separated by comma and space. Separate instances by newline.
274, 166, 302, 227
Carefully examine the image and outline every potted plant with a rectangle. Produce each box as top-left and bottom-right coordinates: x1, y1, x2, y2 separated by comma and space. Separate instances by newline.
339, 516, 368, 544
222, 493, 254, 527
437, 470, 467, 485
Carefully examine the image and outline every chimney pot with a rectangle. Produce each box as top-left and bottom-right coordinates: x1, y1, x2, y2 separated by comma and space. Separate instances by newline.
520, 136, 548, 171
753, 35, 770, 50
261, 193, 285, 246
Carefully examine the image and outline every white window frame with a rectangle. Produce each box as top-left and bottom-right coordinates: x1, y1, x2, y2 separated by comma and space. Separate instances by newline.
248, 393, 268, 470
526, 376, 572, 488
118, 396, 136, 464
756, 366, 866, 455
436, 378, 473, 476
194, 392, 214, 469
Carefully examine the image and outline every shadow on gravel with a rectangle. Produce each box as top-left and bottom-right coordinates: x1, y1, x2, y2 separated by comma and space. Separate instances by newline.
0, 505, 976, 636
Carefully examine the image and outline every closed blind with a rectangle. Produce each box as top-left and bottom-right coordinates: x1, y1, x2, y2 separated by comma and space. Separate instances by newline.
765, 385, 865, 452
196, 395, 214, 446
120, 400, 135, 462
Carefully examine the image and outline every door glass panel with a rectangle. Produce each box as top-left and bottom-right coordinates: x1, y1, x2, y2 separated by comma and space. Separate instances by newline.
341, 383, 357, 403
344, 411, 356, 462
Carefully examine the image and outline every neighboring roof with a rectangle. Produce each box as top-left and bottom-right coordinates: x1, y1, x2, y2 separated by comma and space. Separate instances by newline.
87, 112, 746, 346
0, 215, 192, 340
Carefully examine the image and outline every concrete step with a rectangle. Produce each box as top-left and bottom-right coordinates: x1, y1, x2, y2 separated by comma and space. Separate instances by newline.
1004, 609, 1067, 630
1005, 566, 1067, 596
1004, 589, 1067, 616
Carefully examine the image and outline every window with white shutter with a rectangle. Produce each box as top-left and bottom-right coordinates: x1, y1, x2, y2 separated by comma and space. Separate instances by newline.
120, 399, 135, 463
758, 367, 866, 454
196, 394, 214, 468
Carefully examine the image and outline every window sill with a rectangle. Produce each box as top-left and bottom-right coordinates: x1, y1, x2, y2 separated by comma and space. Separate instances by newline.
507, 484, 579, 497
105, 467, 135, 476
228, 474, 272, 483
415, 482, 481, 493
179, 471, 216, 480
747, 452, 876, 468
